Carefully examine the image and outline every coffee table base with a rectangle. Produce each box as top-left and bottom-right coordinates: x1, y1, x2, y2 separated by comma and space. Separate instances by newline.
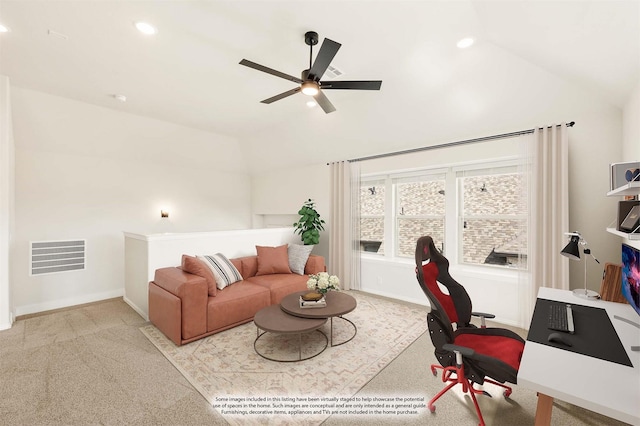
253, 305, 329, 362
330, 316, 357, 347
254, 329, 328, 362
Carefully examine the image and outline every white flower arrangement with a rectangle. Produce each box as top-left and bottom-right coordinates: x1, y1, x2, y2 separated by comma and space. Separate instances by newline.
307, 272, 340, 294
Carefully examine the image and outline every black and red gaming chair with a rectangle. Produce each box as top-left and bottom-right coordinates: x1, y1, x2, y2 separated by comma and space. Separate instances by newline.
415, 237, 496, 329
415, 235, 525, 426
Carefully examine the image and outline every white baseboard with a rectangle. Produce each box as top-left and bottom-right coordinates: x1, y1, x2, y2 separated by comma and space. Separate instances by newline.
0, 309, 13, 330
123, 295, 148, 321
358, 287, 429, 308
0, 318, 11, 331
15, 288, 124, 317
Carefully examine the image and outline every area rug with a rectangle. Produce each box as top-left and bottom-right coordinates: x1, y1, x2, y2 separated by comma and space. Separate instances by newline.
140, 291, 427, 425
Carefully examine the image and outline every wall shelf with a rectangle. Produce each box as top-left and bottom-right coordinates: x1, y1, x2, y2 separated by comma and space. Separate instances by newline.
606, 227, 640, 240
607, 181, 640, 197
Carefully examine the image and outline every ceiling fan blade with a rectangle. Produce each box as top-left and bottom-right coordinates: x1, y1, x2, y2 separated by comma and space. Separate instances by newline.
308, 38, 341, 81
313, 90, 336, 114
320, 80, 383, 90
261, 87, 301, 104
240, 59, 303, 84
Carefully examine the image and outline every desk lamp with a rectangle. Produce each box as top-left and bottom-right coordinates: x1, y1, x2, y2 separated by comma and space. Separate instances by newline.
561, 232, 601, 299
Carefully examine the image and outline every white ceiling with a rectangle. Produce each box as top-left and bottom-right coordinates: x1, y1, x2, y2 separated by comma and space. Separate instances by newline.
1, 1, 638, 174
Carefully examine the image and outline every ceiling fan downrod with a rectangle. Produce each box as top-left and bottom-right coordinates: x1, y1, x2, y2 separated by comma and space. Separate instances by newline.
305, 31, 318, 73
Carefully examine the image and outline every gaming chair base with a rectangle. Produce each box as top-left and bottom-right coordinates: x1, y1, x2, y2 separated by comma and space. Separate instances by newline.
428, 363, 513, 426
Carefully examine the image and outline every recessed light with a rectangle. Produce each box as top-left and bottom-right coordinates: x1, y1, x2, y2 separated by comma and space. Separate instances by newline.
457, 37, 475, 49
0, 24, 10, 33
112, 94, 127, 102
306, 101, 317, 108
135, 21, 156, 35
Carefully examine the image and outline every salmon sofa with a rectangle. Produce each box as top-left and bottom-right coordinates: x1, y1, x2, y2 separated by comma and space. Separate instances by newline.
148, 246, 325, 346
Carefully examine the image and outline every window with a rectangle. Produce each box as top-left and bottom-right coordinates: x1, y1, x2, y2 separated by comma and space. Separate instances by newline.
457, 167, 527, 269
359, 159, 527, 269
360, 180, 385, 254
395, 175, 445, 257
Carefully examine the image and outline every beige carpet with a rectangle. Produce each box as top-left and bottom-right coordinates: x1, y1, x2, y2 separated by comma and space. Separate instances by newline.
140, 291, 427, 425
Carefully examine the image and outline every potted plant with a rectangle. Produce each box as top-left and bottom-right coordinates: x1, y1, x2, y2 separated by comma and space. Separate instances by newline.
293, 199, 325, 245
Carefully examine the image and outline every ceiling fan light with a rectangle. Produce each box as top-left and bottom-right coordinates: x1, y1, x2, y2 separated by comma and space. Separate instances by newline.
457, 37, 475, 49
135, 21, 157, 35
301, 81, 319, 96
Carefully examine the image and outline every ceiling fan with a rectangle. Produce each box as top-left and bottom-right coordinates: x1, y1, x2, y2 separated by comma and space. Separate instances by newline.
239, 31, 382, 114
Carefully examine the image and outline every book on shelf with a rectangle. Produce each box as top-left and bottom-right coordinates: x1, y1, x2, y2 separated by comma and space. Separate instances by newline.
299, 295, 326, 308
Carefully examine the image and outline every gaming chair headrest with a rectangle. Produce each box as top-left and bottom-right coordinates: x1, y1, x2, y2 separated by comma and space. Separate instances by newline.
415, 235, 436, 267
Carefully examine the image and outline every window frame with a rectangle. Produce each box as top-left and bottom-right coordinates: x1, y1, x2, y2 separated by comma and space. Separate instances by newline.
359, 157, 527, 271
454, 161, 528, 270
393, 172, 447, 258
359, 177, 387, 256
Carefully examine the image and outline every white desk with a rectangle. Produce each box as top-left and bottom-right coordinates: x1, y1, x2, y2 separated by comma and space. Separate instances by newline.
518, 288, 640, 425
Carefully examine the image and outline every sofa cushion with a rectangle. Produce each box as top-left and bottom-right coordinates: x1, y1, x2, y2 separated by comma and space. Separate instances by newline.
230, 256, 259, 279
247, 273, 309, 305
305, 255, 326, 275
255, 245, 292, 276
207, 281, 270, 332
181, 254, 217, 296
198, 253, 243, 290
288, 244, 314, 275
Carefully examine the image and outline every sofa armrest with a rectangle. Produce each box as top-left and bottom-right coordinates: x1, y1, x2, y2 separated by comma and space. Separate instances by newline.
151, 267, 208, 342
304, 255, 326, 275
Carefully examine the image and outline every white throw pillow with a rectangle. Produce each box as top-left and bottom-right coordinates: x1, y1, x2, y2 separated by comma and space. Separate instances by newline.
198, 253, 242, 290
288, 244, 314, 275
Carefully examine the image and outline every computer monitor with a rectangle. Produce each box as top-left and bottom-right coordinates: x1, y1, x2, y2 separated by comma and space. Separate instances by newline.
621, 243, 640, 316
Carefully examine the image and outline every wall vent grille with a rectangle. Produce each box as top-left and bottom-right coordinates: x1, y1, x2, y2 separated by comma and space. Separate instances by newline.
323, 64, 344, 80
30, 240, 85, 276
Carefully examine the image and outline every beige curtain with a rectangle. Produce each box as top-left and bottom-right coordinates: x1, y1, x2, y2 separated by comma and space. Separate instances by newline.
522, 123, 570, 322
329, 161, 361, 291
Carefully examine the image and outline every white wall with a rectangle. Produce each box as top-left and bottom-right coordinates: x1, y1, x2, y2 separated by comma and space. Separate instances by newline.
567, 106, 622, 291
0, 76, 15, 329
10, 88, 252, 316
623, 80, 640, 160
251, 106, 624, 328
6, 77, 634, 321
251, 163, 331, 265
357, 138, 528, 326
620, 80, 640, 255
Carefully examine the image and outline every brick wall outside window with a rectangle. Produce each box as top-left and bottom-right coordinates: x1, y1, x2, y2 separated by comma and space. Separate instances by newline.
360, 172, 527, 269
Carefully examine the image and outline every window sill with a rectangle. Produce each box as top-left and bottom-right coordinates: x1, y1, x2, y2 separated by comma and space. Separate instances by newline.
452, 263, 521, 280
360, 253, 523, 278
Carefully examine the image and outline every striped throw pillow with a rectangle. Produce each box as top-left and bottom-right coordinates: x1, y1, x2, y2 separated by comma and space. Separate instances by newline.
198, 253, 243, 290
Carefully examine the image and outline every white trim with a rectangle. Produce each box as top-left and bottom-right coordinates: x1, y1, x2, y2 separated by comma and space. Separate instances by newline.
359, 288, 428, 308
451, 156, 521, 172
123, 295, 148, 321
123, 226, 295, 242
362, 156, 518, 179
0, 75, 14, 330
15, 288, 124, 317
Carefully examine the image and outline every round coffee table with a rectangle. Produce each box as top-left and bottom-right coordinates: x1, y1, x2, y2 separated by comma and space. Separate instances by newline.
280, 291, 357, 347
253, 305, 328, 362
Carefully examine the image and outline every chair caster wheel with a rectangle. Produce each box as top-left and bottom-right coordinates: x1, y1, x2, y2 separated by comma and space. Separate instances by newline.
430, 367, 437, 376
428, 404, 436, 413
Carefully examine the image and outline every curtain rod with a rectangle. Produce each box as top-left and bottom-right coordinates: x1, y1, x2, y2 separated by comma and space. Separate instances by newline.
344, 121, 575, 163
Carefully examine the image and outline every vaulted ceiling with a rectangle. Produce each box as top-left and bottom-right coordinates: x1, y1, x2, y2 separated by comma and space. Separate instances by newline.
1, 1, 638, 173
